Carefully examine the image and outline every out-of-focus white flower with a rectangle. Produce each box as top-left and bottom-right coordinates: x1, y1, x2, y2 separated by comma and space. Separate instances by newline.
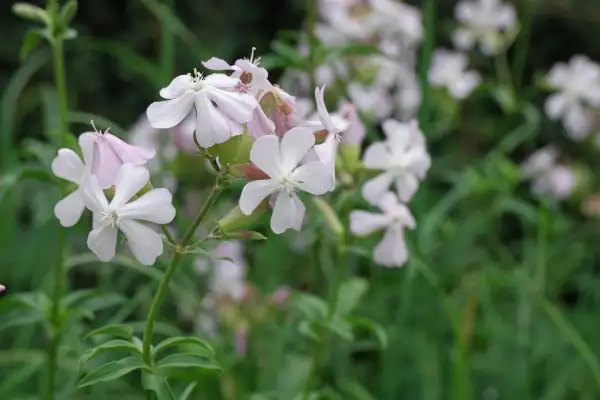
371, 0, 423, 47
238, 128, 332, 234
362, 119, 430, 204
545, 55, 600, 141
521, 147, 577, 200
348, 82, 394, 121
429, 49, 481, 99
521, 146, 558, 178
338, 101, 366, 145
452, 0, 517, 55
350, 192, 415, 267
147, 72, 257, 148
196, 241, 247, 301
51, 133, 95, 227
82, 164, 176, 265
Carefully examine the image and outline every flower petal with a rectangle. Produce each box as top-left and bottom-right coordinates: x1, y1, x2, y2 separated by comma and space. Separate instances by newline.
119, 188, 176, 224
246, 106, 275, 138
382, 119, 411, 153
194, 93, 237, 148
315, 85, 335, 133
280, 126, 316, 173
79, 133, 96, 168
54, 188, 85, 227
159, 75, 193, 99
363, 142, 393, 170
291, 195, 306, 232
87, 225, 118, 262
271, 192, 303, 234
204, 87, 256, 123
249, 135, 282, 179
103, 133, 156, 165
147, 94, 195, 129
292, 161, 333, 195
239, 179, 279, 215
82, 175, 109, 213
362, 172, 394, 205
92, 138, 122, 189
311, 137, 337, 190
373, 224, 409, 267
110, 164, 150, 209
395, 173, 419, 202
377, 192, 416, 228
202, 57, 233, 71
203, 73, 241, 89
545, 94, 568, 120
349, 210, 389, 236
120, 220, 164, 266
51, 148, 84, 183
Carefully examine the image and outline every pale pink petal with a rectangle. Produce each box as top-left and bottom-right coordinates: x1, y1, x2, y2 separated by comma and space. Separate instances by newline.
292, 161, 333, 195
382, 119, 411, 152
194, 93, 237, 148
377, 193, 416, 228
291, 195, 306, 231
120, 220, 164, 266
315, 85, 335, 133
395, 173, 419, 202
87, 225, 118, 262
110, 164, 150, 209
373, 225, 408, 267
103, 133, 156, 165
82, 175, 109, 213
202, 73, 241, 89
203, 87, 256, 124
202, 57, 234, 71
545, 94, 568, 120
51, 148, 84, 183
147, 94, 195, 129
119, 188, 176, 224
249, 135, 282, 179
246, 106, 275, 138
92, 138, 122, 189
159, 75, 193, 99
349, 210, 389, 236
363, 142, 393, 170
239, 179, 280, 215
54, 188, 85, 227
78, 133, 96, 168
279, 126, 316, 173
271, 192, 303, 234
311, 138, 337, 191
362, 172, 394, 205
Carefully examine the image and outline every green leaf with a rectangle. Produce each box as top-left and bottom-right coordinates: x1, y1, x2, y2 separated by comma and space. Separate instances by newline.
79, 339, 142, 366
346, 316, 388, 349
19, 29, 43, 62
85, 324, 133, 340
0, 166, 56, 205
179, 382, 197, 400
297, 320, 321, 341
293, 292, 328, 320
335, 278, 368, 315
323, 43, 380, 63
62, 290, 125, 313
21, 139, 57, 169
155, 353, 222, 375
142, 372, 177, 400
271, 41, 307, 69
153, 336, 215, 358
77, 356, 147, 388
12, 3, 50, 24
327, 316, 354, 341
221, 230, 268, 241
311, 197, 344, 240
337, 380, 377, 400
60, 0, 78, 24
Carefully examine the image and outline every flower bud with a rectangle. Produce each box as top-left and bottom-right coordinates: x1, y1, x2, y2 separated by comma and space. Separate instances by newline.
230, 163, 269, 181
218, 203, 268, 233
211, 131, 253, 166
12, 3, 50, 25
222, 230, 267, 241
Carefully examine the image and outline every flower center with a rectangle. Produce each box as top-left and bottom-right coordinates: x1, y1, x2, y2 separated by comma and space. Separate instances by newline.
189, 68, 206, 91
101, 209, 121, 228
244, 46, 262, 66
280, 175, 297, 195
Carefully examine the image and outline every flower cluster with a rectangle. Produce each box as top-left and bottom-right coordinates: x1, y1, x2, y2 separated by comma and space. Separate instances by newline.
521, 146, 577, 200
429, 49, 481, 100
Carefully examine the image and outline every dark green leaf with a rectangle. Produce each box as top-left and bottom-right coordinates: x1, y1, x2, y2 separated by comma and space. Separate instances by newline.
77, 356, 147, 388
68, 111, 127, 138
142, 372, 177, 400
60, 0, 78, 24
293, 292, 328, 320
153, 336, 215, 358
79, 339, 142, 366
85, 324, 133, 340
179, 382, 197, 400
155, 353, 222, 375
271, 41, 307, 69
19, 29, 43, 62
335, 278, 368, 315
346, 316, 388, 349
327, 316, 354, 341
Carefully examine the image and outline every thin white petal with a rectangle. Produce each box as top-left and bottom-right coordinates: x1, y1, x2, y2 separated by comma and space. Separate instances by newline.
194, 93, 236, 148
280, 126, 316, 173
146, 94, 195, 129
120, 220, 164, 266
204, 87, 256, 124
362, 172, 394, 205
292, 161, 332, 195
110, 164, 150, 209
51, 148, 84, 183
119, 188, 176, 224
202, 57, 233, 71
159, 75, 193, 99
203, 73, 241, 89
395, 173, 419, 202
271, 192, 302, 234
545, 94, 568, 120
291, 195, 306, 231
93, 138, 122, 189
239, 179, 279, 215
104, 133, 156, 165
373, 225, 408, 267
382, 119, 411, 153
377, 193, 416, 228
82, 175, 109, 213
312, 138, 337, 190
87, 225, 118, 262
349, 210, 389, 236
249, 135, 283, 179
54, 188, 85, 227
78, 133, 96, 168
315, 85, 335, 133
363, 142, 393, 170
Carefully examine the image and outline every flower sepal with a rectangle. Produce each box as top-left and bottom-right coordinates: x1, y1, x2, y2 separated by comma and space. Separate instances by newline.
208, 131, 253, 166
218, 203, 268, 233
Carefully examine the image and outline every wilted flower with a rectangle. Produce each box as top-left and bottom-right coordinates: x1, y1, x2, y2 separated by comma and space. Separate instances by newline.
362, 119, 430, 204
146, 71, 257, 148
51, 133, 95, 227
350, 192, 415, 267
239, 127, 332, 234
545, 55, 600, 140
82, 164, 176, 265
429, 49, 481, 99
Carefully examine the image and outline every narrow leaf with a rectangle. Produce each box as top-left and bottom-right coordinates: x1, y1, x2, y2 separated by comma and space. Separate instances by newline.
77, 356, 147, 388
335, 278, 368, 315
85, 324, 133, 340
79, 339, 142, 366
153, 336, 214, 358
156, 353, 222, 375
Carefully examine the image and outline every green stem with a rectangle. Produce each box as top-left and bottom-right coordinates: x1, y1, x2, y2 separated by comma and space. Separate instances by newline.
512, 0, 537, 92
142, 179, 224, 365
51, 39, 69, 143
418, 0, 436, 133
305, 0, 318, 105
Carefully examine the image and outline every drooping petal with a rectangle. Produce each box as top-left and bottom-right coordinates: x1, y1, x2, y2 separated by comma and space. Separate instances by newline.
395, 173, 419, 202
93, 138, 122, 189
377, 192, 416, 229
362, 172, 394, 205
110, 164, 150, 209
405, 147, 431, 179
159, 75, 193, 99
312, 137, 337, 191
239, 179, 280, 215
290, 194, 306, 232
349, 210, 390, 236
147, 93, 195, 129
362, 142, 393, 171
78, 133, 96, 169
120, 220, 164, 266
249, 135, 282, 179
270, 192, 303, 234
82, 175, 109, 213
203, 87, 256, 124
103, 133, 156, 165
292, 161, 333, 195
87, 225, 118, 262
119, 188, 176, 224
203, 73, 241, 89
202, 57, 234, 71
54, 188, 85, 227
315, 85, 335, 133
279, 126, 316, 173
373, 224, 409, 267
246, 106, 275, 138
51, 148, 84, 183
194, 92, 238, 148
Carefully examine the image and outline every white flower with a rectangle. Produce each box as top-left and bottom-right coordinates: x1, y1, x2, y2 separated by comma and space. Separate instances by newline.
520, 146, 558, 178
238, 127, 333, 234
146, 71, 258, 148
195, 241, 247, 301
51, 133, 95, 227
82, 164, 176, 265
521, 147, 577, 200
350, 192, 415, 267
545, 55, 600, 141
362, 119, 430, 204
452, 0, 517, 55
348, 82, 394, 121
429, 49, 481, 99
395, 73, 422, 120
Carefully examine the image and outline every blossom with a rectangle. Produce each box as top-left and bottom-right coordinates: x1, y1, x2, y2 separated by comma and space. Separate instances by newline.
88, 122, 156, 188
350, 192, 415, 267
348, 82, 394, 121
238, 127, 332, 234
51, 133, 95, 227
362, 119, 430, 204
545, 55, 600, 140
82, 164, 176, 265
521, 147, 577, 200
429, 49, 481, 99
520, 146, 558, 178
452, 0, 517, 55
146, 71, 258, 148
0, 284, 6, 293
338, 101, 366, 145
195, 241, 247, 301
